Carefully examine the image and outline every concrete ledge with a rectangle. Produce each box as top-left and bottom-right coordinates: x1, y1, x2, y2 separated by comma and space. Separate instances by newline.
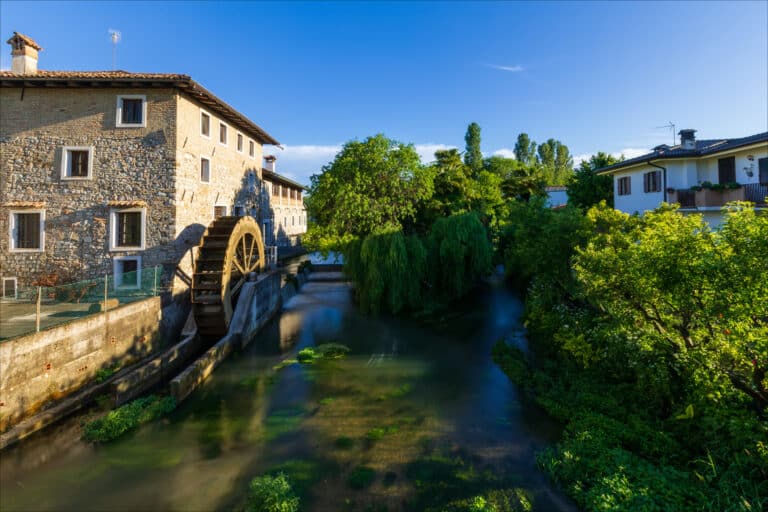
170, 334, 236, 403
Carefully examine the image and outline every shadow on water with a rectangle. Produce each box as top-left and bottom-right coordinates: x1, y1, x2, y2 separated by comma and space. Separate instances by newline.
0, 275, 576, 512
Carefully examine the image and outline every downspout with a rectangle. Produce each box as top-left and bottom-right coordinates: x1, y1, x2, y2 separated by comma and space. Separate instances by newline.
647, 160, 667, 203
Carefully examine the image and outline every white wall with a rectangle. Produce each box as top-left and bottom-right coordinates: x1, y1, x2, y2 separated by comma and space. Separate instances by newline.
613, 166, 665, 215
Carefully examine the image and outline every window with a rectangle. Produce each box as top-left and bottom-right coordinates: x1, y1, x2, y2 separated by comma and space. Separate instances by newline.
249, 140, 255, 158
116, 95, 146, 127
219, 123, 228, 145
2, 277, 17, 300
759, 157, 768, 185
110, 208, 145, 250
273, 184, 280, 197
237, 133, 244, 153
61, 146, 93, 179
114, 256, 141, 289
9, 210, 44, 251
214, 205, 227, 219
201, 110, 211, 137
201, 156, 211, 183
718, 156, 736, 184
617, 176, 631, 196
643, 171, 661, 193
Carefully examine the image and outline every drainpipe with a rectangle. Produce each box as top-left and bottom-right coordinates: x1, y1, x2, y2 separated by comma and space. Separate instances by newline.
647, 161, 667, 203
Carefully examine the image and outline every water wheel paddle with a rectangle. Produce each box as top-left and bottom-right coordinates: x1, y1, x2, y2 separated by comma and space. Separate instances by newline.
192, 216, 265, 340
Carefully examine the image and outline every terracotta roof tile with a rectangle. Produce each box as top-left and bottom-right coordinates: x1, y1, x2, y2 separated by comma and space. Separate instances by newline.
3, 201, 46, 208
7, 32, 42, 51
0, 70, 188, 80
107, 200, 148, 208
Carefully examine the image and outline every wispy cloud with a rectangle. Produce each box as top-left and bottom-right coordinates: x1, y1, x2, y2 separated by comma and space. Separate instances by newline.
415, 144, 457, 163
487, 64, 524, 72
492, 148, 516, 159
573, 147, 649, 167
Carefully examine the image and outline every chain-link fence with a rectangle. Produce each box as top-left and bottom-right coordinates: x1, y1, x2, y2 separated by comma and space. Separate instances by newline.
0, 266, 162, 341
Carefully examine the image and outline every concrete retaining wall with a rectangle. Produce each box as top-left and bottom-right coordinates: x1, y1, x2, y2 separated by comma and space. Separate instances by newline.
0, 297, 162, 432
170, 269, 307, 402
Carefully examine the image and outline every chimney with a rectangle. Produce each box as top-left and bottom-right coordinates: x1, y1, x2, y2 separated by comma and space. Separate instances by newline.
7, 32, 42, 75
264, 155, 277, 173
678, 129, 696, 150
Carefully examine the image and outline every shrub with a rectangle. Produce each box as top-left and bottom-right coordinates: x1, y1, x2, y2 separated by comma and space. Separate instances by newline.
83, 395, 176, 442
246, 473, 299, 512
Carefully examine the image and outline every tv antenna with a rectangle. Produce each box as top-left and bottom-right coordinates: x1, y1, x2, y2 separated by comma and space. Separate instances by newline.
655, 122, 676, 145
108, 29, 121, 70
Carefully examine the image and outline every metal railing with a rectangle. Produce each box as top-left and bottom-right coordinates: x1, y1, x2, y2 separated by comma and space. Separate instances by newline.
744, 183, 768, 205
0, 265, 162, 341
675, 189, 696, 208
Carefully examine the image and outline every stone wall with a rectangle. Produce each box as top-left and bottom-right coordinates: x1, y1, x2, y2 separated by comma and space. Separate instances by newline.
0, 296, 163, 432
172, 94, 265, 282
0, 87, 178, 287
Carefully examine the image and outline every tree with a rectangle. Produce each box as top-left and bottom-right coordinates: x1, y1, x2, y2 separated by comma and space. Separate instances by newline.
537, 139, 573, 185
305, 134, 432, 249
464, 122, 483, 174
514, 133, 537, 166
567, 152, 619, 209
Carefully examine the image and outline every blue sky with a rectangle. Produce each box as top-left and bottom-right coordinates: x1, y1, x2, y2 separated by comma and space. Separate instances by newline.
2, 1, 766, 185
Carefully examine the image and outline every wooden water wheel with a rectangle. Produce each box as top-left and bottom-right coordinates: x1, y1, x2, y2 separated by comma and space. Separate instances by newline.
192, 216, 265, 340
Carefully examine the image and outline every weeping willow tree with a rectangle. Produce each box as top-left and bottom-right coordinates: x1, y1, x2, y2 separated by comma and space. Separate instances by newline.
428, 212, 493, 301
345, 213, 491, 314
344, 230, 427, 314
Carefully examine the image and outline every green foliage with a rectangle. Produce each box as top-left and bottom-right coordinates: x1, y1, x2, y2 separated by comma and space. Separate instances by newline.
499, 200, 768, 510
514, 133, 537, 167
83, 395, 176, 442
566, 152, 619, 209
305, 134, 432, 251
246, 473, 299, 512
464, 122, 483, 174
348, 466, 376, 489
427, 212, 493, 302
296, 343, 351, 364
94, 363, 120, 383
536, 138, 573, 185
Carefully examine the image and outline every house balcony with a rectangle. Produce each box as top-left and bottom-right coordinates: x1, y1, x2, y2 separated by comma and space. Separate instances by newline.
668, 183, 768, 210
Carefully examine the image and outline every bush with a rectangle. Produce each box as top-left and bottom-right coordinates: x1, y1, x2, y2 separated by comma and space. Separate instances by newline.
83, 395, 176, 442
348, 466, 376, 489
246, 473, 299, 512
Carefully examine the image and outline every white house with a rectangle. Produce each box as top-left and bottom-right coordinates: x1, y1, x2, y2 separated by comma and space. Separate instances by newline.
544, 186, 568, 208
597, 130, 768, 225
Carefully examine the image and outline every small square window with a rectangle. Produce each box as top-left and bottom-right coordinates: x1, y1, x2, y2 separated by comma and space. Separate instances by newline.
116, 95, 146, 127
237, 133, 244, 152
643, 171, 661, 193
114, 256, 141, 289
61, 146, 93, 179
201, 111, 211, 137
618, 176, 631, 196
249, 140, 255, 158
214, 205, 227, 219
201, 157, 211, 183
2, 277, 17, 300
219, 123, 228, 145
110, 208, 145, 250
10, 210, 44, 251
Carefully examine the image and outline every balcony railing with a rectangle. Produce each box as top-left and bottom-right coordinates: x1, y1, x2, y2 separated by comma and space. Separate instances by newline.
744, 183, 768, 205
669, 184, 768, 209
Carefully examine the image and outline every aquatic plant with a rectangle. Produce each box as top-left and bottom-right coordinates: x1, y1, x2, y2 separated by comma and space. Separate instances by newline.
245, 472, 299, 512
296, 344, 351, 364
348, 466, 376, 489
334, 436, 354, 449
82, 395, 176, 442
365, 425, 399, 441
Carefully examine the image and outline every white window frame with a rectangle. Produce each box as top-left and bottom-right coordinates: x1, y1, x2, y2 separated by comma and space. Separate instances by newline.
9, 209, 45, 252
200, 156, 211, 184
2, 277, 18, 300
113, 256, 142, 290
219, 122, 228, 146
115, 95, 147, 128
200, 109, 212, 139
60, 145, 94, 180
236, 132, 244, 153
109, 207, 146, 251
249, 140, 255, 158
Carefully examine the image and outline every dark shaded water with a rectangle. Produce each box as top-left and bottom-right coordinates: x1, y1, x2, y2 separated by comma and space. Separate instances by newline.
0, 275, 575, 511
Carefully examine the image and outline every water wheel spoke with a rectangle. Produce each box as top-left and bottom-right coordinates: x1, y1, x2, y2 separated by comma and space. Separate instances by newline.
230, 275, 246, 295
247, 235, 257, 272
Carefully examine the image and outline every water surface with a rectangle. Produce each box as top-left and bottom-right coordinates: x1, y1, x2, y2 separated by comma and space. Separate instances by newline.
0, 275, 575, 511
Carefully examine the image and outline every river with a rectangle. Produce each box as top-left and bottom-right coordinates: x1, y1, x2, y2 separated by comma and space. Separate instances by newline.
0, 272, 575, 511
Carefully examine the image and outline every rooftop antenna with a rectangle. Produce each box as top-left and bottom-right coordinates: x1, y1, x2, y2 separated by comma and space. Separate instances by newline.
108, 29, 121, 70
655, 122, 676, 145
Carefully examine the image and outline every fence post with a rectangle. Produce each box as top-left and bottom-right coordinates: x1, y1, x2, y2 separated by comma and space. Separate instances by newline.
104, 274, 109, 312
35, 286, 41, 332
153, 265, 158, 296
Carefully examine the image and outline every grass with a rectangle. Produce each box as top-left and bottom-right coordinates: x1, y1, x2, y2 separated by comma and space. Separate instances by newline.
82, 395, 176, 442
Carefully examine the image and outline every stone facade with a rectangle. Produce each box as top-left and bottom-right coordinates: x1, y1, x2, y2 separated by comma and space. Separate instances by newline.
0, 76, 278, 294
261, 167, 307, 247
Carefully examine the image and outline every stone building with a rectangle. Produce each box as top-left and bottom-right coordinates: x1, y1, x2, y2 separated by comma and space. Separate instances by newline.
0, 32, 280, 297
260, 155, 307, 247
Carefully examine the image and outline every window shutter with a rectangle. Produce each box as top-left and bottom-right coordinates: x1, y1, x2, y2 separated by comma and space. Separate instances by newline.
718, 157, 736, 184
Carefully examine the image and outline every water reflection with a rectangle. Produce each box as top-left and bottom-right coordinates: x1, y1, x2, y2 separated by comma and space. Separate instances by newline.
0, 275, 575, 511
